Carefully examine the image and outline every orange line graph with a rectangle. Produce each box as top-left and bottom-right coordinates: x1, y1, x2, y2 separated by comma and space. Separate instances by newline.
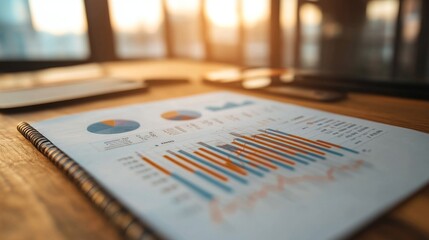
209, 159, 365, 223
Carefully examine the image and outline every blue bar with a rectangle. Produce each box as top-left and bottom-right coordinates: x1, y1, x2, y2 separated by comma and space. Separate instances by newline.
198, 142, 269, 174
254, 136, 323, 161
171, 173, 214, 201
197, 142, 265, 177
178, 150, 248, 184
265, 129, 344, 156
233, 138, 309, 165
338, 146, 360, 154
220, 144, 295, 171
194, 171, 233, 193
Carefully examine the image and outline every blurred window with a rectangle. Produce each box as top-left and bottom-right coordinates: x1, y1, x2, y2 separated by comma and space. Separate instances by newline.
242, 0, 270, 66
166, 0, 204, 59
281, 0, 297, 68
205, 0, 240, 63
0, 0, 89, 60
108, 0, 166, 58
361, 0, 399, 77
0, 0, 428, 83
299, 2, 322, 69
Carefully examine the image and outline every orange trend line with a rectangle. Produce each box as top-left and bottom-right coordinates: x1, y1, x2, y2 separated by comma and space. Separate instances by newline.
258, 133, 326, 155
170, 152, 228, 182
163, 155, 194, 172
231, 141, 296, 166
139, 156, 171, 175
209, 159, 365, 223
194, 150, 247, 176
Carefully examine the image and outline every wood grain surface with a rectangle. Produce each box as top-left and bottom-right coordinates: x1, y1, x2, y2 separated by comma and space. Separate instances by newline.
1, 60, 429, 240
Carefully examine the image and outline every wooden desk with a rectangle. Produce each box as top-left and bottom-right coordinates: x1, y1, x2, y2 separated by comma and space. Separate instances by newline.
1, 60, 429, 240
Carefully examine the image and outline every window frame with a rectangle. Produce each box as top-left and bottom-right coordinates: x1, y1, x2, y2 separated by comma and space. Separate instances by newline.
0, 0, 428, 82
0, 0, 117, 72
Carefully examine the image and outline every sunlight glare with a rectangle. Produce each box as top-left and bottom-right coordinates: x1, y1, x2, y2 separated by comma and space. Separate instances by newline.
109, 0, 163, 34
29, 0, 87, 35
206, 0, 238, 28
166, 0, 199, 15
300, 3, 322, 26
366, 0, 399, 21
242, 0, 269, 27
281, 0, 297, 28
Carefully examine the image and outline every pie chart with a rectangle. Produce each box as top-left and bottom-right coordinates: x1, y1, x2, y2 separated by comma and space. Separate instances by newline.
87, 119, 140, 134
161, 110, 202, 121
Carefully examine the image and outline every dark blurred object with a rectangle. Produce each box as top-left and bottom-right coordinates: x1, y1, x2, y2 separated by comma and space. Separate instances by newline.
204, 68, 347, 102
293, 0, 429, 79
144, 77, 189, 86
289, 70, 429, 100
204, 67, 429, 100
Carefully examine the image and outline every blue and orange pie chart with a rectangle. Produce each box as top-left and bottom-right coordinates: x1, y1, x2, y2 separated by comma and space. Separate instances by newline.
87, 119, 140, 134
161, 110, 201, 121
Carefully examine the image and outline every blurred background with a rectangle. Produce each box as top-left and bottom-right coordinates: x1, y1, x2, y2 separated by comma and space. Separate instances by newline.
1, 0, 429, 83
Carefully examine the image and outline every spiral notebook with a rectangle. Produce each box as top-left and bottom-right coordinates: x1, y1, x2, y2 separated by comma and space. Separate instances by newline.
18, 92, 429, 240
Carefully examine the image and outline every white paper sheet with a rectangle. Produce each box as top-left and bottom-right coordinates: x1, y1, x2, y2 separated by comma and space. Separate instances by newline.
32, 92, 429, 240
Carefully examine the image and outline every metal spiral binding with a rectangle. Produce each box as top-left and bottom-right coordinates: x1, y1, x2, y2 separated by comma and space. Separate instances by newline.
17, 122, 159, 240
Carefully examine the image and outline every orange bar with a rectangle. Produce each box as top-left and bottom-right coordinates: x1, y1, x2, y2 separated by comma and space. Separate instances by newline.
231, 141, 296, 166
199, 148, 248, 174
233, 150, 277, 170
254, 135, 304, 154
316, 140, 341, 148
242, 136, 297, 155
140, 156, 171, 175
286, 134, 332, 148
171, 152, 228, 182
194, 150, 247, 176
233, 143, 281, 163
233, 145, 286, 167
229, 148, 266, 169
266, 132, 332, 151
163, 155, 194, 172
258, 134, 325, 155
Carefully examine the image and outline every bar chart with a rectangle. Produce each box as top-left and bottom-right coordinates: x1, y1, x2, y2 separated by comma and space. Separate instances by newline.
137, 128, 361, 202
